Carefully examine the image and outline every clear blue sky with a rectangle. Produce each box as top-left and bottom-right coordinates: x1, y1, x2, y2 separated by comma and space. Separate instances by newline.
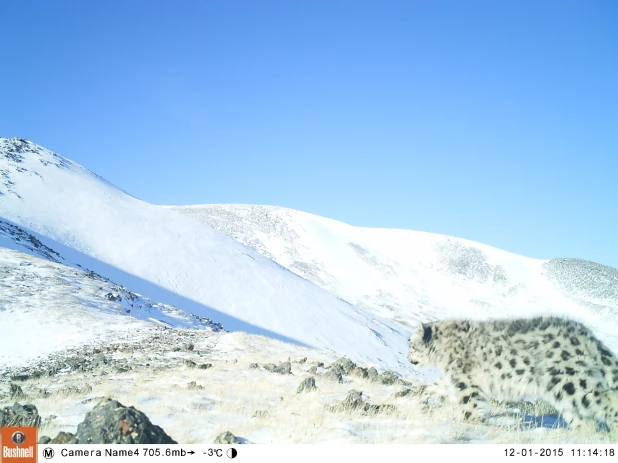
1, 0, 617, 267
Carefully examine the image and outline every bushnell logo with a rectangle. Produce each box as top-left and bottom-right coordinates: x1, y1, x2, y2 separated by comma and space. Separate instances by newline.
1, 426, 37, 462
10, 433, 26, 447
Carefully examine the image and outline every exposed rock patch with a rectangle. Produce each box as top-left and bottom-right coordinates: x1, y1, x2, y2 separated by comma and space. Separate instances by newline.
327, 390, 396, 416
71, 398, 177, 444
0, 403, 41, 427
323, 365, 343, 383
214, 431, 241, 444
371, 370, 410, 386
273, 361, 292, 375
297, 377, 317, 393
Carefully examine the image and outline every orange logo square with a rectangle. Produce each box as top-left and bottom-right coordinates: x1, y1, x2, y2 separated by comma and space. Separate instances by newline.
1, 427, 37, 463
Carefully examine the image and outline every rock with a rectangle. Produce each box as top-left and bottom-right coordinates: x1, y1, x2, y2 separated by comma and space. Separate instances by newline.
38, 436, 51, 444
183, 360, 197, 369
332, 357, 357, 374
74, 398, 177, 444
198, 363, 212, 370
328, 390, 396, 416
297, 377, 317, 393
273, 361, 292, 375
342, 390, 365, 410
0, 403, 41, 427
323, 364, 344, 382
214, 431, 241, 444
51, 431, 78, 444
249, 363, 259, 369
317, 362, 324, 368
308, 366, 318, 375
90, 354, 108, 369
187, 381, 203, 390
9, 384, 25, 400
367, 367, 378, 378
263, 364, 277, 372
393, 388, 413, 398
371, 370, 409, 386
327, 390, 368, 413
322, 370, 343, 383
349, 366, 369, 379
298, 357, 307, 364
252, 410, 269, 418
393, 386, 425, 398
186, 343, 195, 351
104, 293, 122, 302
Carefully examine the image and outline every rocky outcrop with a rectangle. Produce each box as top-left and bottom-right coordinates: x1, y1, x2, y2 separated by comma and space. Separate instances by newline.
297, 377, 317, 393
0, 403, 41, 427
214, 431, 241, 444
44, 398, 177, 444
327, 390, 396, 416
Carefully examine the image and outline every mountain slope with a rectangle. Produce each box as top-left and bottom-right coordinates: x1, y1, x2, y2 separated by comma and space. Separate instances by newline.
0, 138, 411, 374
0, 246, 223, 370
166, 204, 618, 352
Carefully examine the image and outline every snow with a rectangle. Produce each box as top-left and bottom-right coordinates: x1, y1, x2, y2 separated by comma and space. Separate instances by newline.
1, 136, 616, 377
0, 138, 412, 373
0, 247, 221, 369
0, 249, 150, 368
2, 137, 617, 443
165, 204, 618, 353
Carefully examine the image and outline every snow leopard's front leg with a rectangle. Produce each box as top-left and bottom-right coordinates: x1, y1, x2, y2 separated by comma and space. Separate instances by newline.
449, 377, 490, 421
420, 377, 451, 407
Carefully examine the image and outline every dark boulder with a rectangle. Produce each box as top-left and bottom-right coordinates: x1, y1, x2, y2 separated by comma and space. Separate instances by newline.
371, 370, 410, 386
0, 403, 41, 427
263, 363, 277, 372
349, 366, 369, 379
323, 364, 344, 382
9, 384, 25, 400
50, 432, 79, 444
214, 431, 241, 444
331, 357, 357, 374
328, 390, 396, 416
74, 398, 177, 444
297, 377, 317, 393
273, 361, 292, 375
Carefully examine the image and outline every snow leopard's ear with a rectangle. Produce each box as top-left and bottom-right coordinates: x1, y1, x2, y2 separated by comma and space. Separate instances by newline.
422, 323, 433, 344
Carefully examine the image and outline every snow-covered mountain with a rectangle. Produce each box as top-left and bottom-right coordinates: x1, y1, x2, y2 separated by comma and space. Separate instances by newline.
0, 138, 411, 373
3, 137, 618, 443
166, 204, 618, 352
0, 245, 223, 369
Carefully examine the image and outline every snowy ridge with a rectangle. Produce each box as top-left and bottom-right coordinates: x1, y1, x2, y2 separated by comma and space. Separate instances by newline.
0, 138, 412, 373
166, 204, 618, 353
0, 247, 222, 369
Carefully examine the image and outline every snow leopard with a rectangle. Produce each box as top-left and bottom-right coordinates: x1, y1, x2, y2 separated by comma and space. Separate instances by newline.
408, 316, 618, 431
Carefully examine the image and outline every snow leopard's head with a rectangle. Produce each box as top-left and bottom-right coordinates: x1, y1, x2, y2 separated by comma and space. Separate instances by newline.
407, 322, 434, 366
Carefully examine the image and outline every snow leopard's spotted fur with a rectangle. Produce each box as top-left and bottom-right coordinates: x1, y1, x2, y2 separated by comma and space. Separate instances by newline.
408, 316, 618, 430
